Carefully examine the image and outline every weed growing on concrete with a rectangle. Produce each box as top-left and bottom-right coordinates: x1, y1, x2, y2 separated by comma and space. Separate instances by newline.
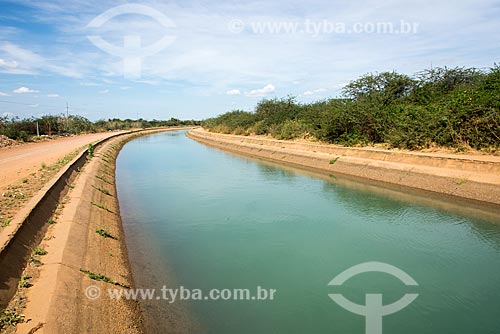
329, 157, 339, 164
32, 248, 47, 256
1, 218, 11, 227
18, 274, 32, 289
93, 186, 111, 196
79, 269, 128, 287
90, 201, 113, 213
96, 228, 115, 239
29, 257, 43, 267
88, 144, 95, 157
0, 308, 24, 330
96, 175, 113, 185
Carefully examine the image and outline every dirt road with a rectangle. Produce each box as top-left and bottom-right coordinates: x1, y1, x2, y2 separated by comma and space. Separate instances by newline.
0, 132, 122, 190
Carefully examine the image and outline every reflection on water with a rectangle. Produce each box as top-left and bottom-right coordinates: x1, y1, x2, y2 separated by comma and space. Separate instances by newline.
116, 130, 500, 334
257, 163, 298, 182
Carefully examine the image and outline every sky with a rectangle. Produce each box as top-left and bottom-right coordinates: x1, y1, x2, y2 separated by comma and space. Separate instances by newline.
0, 0, 499, 121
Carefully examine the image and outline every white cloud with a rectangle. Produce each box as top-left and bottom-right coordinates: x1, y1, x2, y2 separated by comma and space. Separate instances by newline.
2, 112, 13, 117
226, 89, 241, 95
0, 58, 18, 68
303, 88, 327, 96
80, 82, 100, 87
0, 42, 84, 77
29, 104, 39, 108
0, 43, 44, 75
47, 93, 60, 98
0, 91, 10, 96
246, 84, 276, 97
99, 89, 110, 94
13, 86, 39, 94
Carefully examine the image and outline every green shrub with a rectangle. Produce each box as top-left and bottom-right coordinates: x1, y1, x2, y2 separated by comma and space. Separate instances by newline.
276, 120, 308, 140
250, 120, 268, 135
203, 65, 500, 150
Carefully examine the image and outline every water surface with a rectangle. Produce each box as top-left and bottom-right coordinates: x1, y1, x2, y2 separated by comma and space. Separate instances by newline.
116, 130, 500, 334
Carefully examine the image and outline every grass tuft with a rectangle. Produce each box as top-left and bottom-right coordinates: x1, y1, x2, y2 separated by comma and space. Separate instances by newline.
18, 274, 32, 289
32, 247, 47, 256
1, 218, 11, 227
79, 269, 128, 287
88, 143, 95, 157
90, 201, 113, 213
30, 257, 43, 267
96, 175, 113, 185
96, 228, 116, 239
329, 157, 339, 165
0, 308, 24, 330
93, 186, 111, 196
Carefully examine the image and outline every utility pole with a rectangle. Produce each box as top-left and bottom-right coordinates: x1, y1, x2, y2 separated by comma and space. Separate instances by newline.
36, 121, 39, 137
66, 102, 69, 129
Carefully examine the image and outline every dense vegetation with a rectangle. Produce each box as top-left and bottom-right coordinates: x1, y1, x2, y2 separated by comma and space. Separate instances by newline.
203, 65, 500, 151
0, 115, 200, 141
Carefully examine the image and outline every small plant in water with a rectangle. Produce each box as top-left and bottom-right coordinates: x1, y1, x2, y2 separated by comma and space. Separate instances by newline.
47, 218, 56, 225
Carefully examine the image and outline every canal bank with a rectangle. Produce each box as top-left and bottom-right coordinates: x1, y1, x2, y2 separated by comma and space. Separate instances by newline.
187, 128, 500, 206
7, 127, 193, 334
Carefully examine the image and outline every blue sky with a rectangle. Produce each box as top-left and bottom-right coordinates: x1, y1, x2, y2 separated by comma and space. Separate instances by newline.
0, 0, 499, 121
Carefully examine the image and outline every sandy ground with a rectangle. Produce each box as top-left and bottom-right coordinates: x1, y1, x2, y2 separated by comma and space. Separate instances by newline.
187, 128, 500, 206
0, 132, 122, 190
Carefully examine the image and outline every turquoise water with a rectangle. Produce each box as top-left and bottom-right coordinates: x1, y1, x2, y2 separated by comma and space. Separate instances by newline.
116, 131, 500, 334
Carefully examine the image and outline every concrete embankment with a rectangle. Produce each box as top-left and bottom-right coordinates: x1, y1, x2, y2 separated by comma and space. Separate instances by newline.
1, 127, 192, 334
187, 128, 500, 206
